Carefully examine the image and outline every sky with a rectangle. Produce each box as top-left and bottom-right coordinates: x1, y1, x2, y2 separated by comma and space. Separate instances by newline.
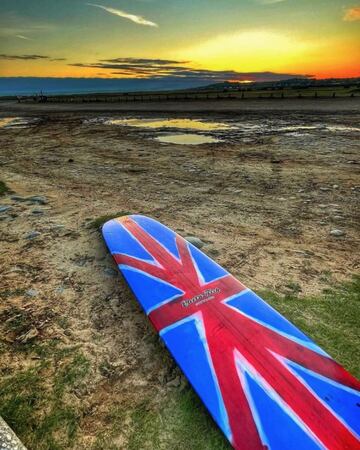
0, 0, 359, 86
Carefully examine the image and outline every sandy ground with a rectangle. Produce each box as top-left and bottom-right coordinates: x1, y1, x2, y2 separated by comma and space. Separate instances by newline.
0, 99, 359, 448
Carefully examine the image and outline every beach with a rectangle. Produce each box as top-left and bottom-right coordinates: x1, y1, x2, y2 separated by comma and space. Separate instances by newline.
0, 98, 359, 448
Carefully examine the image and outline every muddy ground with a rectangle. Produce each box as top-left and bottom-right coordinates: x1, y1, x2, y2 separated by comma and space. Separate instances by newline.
0, 100, 359, 449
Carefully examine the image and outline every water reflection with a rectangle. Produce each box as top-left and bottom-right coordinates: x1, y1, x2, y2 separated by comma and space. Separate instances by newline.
155, 133, 221, 145
104, 118, 232, 130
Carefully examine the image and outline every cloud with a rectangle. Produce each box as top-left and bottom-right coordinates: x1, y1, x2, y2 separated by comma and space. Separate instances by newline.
0, 54, 50, 60
343, 6, 360, 21
15, 34, 32, 40
0, 54, 65, 61
69, 57, 310, 82
101, 58, 188, 65
86, 3, 158, 27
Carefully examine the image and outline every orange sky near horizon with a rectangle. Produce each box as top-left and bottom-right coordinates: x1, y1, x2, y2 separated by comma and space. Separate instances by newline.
0, 0, 359, 81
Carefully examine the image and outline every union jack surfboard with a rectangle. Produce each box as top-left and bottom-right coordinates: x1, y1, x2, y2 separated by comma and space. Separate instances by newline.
102, 215, 360, 450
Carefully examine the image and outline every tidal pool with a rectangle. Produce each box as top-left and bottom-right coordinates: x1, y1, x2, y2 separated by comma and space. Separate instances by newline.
155, 133, 221, 145
104, 117, 232, 130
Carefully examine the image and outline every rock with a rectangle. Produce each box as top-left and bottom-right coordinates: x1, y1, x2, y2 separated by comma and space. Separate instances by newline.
25, 289, 38, 297
0, 205, 12, 213
166, 376, 181, 388
332, 215, 344, 221
25, 231, 41, 240
332, 184, 339, 189
185, 236, 205, 249
330, 229, 345, 237
11, 195, 27, 202
320, 187, 330, 192
26, 195, 48, 205
31, 208, 44, 215
104, 267, 118, 277
0, 416, 27, 450
11, 194, 48, 205
17, 327, 39, 343
318, 204, 327, 209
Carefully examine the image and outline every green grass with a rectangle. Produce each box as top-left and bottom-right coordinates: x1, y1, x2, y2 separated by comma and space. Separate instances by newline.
89, 211, 131, 230
0, 344, 90, 450
0, 180, 11, 196
260, 275, 360, 377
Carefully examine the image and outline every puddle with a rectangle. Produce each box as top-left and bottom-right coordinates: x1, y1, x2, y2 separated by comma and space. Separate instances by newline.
155, 134, 221, 145
103, 118, 232, 131
83, 115, 360, 146
0, 117, 37, 129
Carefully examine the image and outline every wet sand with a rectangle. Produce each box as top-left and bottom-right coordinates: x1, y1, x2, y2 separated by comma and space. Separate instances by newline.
0, 99, 359, 447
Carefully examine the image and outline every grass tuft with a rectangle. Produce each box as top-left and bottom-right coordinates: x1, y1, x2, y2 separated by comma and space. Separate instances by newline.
89, 211, 131, 230
0, 180, 12, 196
0, 345, 90, 450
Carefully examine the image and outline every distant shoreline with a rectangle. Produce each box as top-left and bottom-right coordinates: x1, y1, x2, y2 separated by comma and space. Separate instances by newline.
0, 97, 359, 115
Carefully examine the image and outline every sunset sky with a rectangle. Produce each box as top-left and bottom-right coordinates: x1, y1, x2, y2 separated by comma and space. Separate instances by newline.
0, 0, 359, 84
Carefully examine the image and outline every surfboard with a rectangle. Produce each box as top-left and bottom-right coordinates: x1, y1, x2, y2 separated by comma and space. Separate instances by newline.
102, 215, 360, 450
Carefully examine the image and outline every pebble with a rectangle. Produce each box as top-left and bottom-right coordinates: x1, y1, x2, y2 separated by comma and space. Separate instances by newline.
31, 209, 44, 215
333, 185, 339, 189
104, 267, 118, 277
320, 187, 330, 192
11, 195, 27, 202
17, 327, 39, 343
26, 289, 38, 297
25, 231, 41, 240
185, 236, 205, 249
166, 376, 181, 388
27, 195, 48, 205
0, 205, 12, 213
11, 195, 48, 205
330, 229, 345, 237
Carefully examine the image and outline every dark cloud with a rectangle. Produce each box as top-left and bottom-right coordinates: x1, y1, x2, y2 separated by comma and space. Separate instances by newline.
100, 58, 189, 65
69, 57, 311, 82
0, 54, 50, 60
